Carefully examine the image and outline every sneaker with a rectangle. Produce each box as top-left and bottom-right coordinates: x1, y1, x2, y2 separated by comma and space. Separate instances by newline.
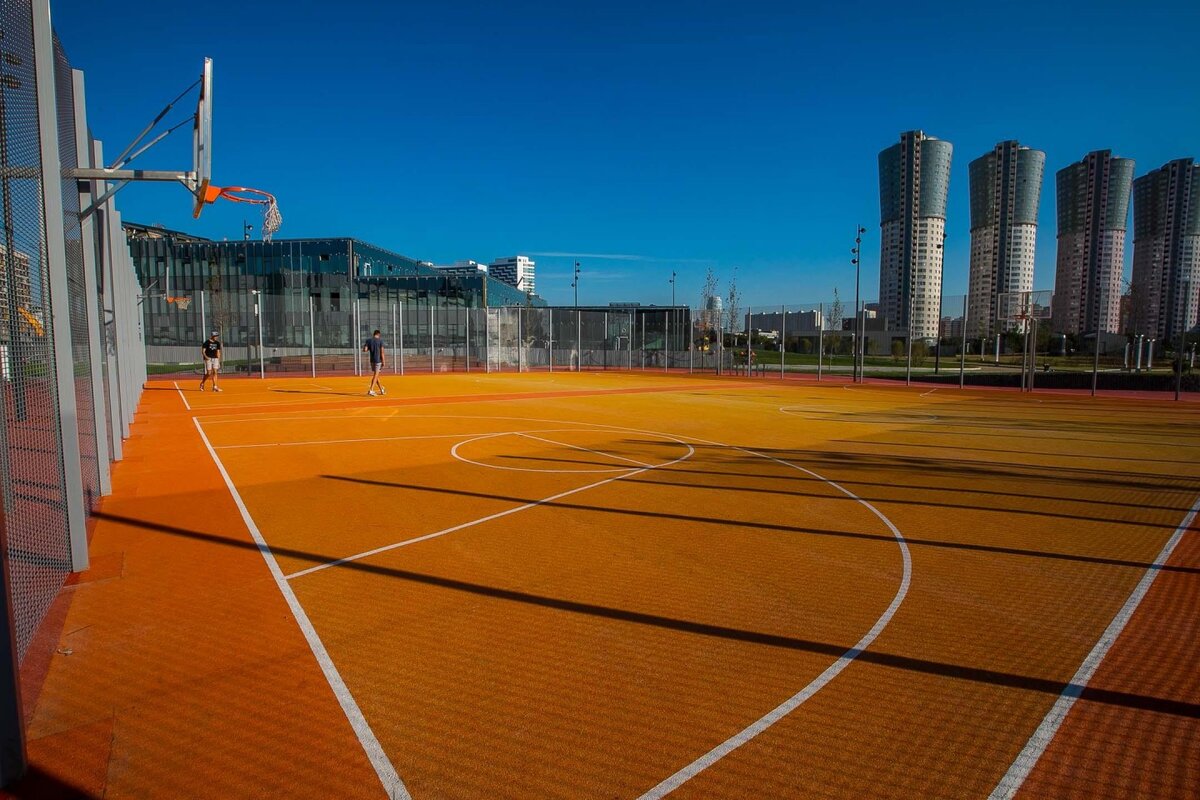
199, 384, 205, 391
380, 386, 386, 395
213, 386, 223, 393
368, 390, 377, 396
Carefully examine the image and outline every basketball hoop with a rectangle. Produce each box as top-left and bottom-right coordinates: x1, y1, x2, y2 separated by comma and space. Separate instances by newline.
167, 296, 192, 311
194, 184, 283, 241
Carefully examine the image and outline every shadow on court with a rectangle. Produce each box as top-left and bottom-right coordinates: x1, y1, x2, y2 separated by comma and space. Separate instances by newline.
87, 509, 1200, 719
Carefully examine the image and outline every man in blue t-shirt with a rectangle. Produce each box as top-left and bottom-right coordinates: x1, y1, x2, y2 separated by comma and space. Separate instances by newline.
362, 329, 386, 396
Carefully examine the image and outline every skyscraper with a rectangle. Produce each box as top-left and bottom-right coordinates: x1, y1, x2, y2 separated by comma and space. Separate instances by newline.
878, 130, 953, 340
1130, 158, 1200, 342
967, 141, 1046, 340
1052, 150, 1134, 336
488, 255, 536, 294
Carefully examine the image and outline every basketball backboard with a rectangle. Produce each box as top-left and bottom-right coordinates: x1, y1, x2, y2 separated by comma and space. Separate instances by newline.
998, 290, 1052, 324
191, 57, 213, 217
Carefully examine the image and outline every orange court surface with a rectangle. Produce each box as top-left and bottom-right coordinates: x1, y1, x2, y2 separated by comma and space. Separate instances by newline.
9, 371, 1200, 799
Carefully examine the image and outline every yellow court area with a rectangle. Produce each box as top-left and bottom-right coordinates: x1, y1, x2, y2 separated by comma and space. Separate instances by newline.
21, 371, 1200, 799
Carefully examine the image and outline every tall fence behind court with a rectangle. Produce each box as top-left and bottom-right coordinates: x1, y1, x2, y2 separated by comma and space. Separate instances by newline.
0, 0, 146, 783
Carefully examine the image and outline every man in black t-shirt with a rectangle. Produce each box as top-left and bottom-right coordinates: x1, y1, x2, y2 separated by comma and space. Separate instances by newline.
200, 331, 223, 392
362, 329, 386, 396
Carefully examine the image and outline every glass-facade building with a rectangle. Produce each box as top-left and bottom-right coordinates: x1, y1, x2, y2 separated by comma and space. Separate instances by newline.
878, 130, 953, 339
967, 141, 1046, 339
1131, 158, 1200, 341
1052, 151, 1134, 335
126, 229, 544, 350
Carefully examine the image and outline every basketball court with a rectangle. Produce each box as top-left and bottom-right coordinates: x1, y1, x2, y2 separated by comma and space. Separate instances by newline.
16, 371, 1199, 798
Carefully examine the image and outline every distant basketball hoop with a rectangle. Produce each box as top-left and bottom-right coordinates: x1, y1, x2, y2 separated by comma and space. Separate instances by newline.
167, 296, 192, 311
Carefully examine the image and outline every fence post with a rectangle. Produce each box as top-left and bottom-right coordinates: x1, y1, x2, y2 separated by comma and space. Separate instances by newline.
33, 0, 88, 572
959, 294, 968, 390
1091, 329, 1100, 397
640, 314, 645, 370
548, 308, 554, 372
465, 306, 471, 373
576, 309, 582, 372
256, 293, 265, 378
309, 294, 316, 377
352, 299, 360, 376
398, 302, 405, 375
72, 69, 112, 496
780, 304, 785, 380
429, 302, 435, 373
818, 303, 824, 382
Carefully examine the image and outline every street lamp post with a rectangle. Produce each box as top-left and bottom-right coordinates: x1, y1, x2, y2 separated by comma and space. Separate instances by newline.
851, 226, 865, 382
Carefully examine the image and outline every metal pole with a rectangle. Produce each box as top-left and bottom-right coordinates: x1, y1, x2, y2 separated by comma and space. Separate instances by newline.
746, 305, 752, 376
628, 311, 633, 370
818, 303, 824, 382
352, 299, 360, 376
257, 294, 265, 378
576, 307, 582, 372
1091, 329, 1101, 397
548, 308, 553, 372
200, 289, 207, 342
466, 305, 471, 373
1020, 318, 1029, 392
1029, 317, 1038, 392
398, 302, 406, 375
780, 304, 786, 380
309, 294, 316, 377
853, 225, 863, 382
641, 313, 645, 370
1177, 285, 1188, 401
905, 294, 913, 387
391, 302, 398, 375
484, 308, 490, 373
429, 301, 435, 373
959, 294, 968, 390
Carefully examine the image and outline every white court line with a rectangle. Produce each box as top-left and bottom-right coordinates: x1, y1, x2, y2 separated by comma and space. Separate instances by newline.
515, 431, 652, 468
215, 432, 505, 450
193, 418, 410, 800
173, 381, 192, 411
921, 388, 939, 397
637, 437, 911, 800
285, 435, 695, 580
988, 492, 1200, 800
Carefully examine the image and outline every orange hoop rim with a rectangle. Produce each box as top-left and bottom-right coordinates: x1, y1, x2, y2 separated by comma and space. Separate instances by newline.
215, 186, 277, 205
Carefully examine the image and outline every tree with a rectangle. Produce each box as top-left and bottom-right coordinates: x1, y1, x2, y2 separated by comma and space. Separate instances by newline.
891, 339, 904, 361
699, 266, 720, 345
725, 267, 741, 340
829, 287, 844, 333
912, 340, 929, 366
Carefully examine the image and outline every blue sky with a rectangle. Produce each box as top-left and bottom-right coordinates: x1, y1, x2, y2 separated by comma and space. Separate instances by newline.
55, 0, 1199, 309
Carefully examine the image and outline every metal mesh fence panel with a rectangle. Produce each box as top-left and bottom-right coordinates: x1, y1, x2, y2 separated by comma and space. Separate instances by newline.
53, 36, 98, 511
0, 0, 72, 659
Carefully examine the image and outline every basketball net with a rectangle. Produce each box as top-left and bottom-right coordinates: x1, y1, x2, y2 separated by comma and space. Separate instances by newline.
198, 185, 283, 241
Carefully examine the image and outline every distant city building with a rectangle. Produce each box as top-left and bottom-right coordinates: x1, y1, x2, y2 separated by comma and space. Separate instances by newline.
968, 141, 1046, 340
746, 309, 822, 334
489, 255, 536, 294
1052, 150, 1134, 336
878, 130, 953, 340
0, 245, 34, 334
435, 259, 489, 278
1130, 158, 1200, 341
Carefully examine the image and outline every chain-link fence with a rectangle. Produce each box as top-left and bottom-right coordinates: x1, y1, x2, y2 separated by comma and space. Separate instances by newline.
0, 2, 146, 775
141, 288, 1198, 398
